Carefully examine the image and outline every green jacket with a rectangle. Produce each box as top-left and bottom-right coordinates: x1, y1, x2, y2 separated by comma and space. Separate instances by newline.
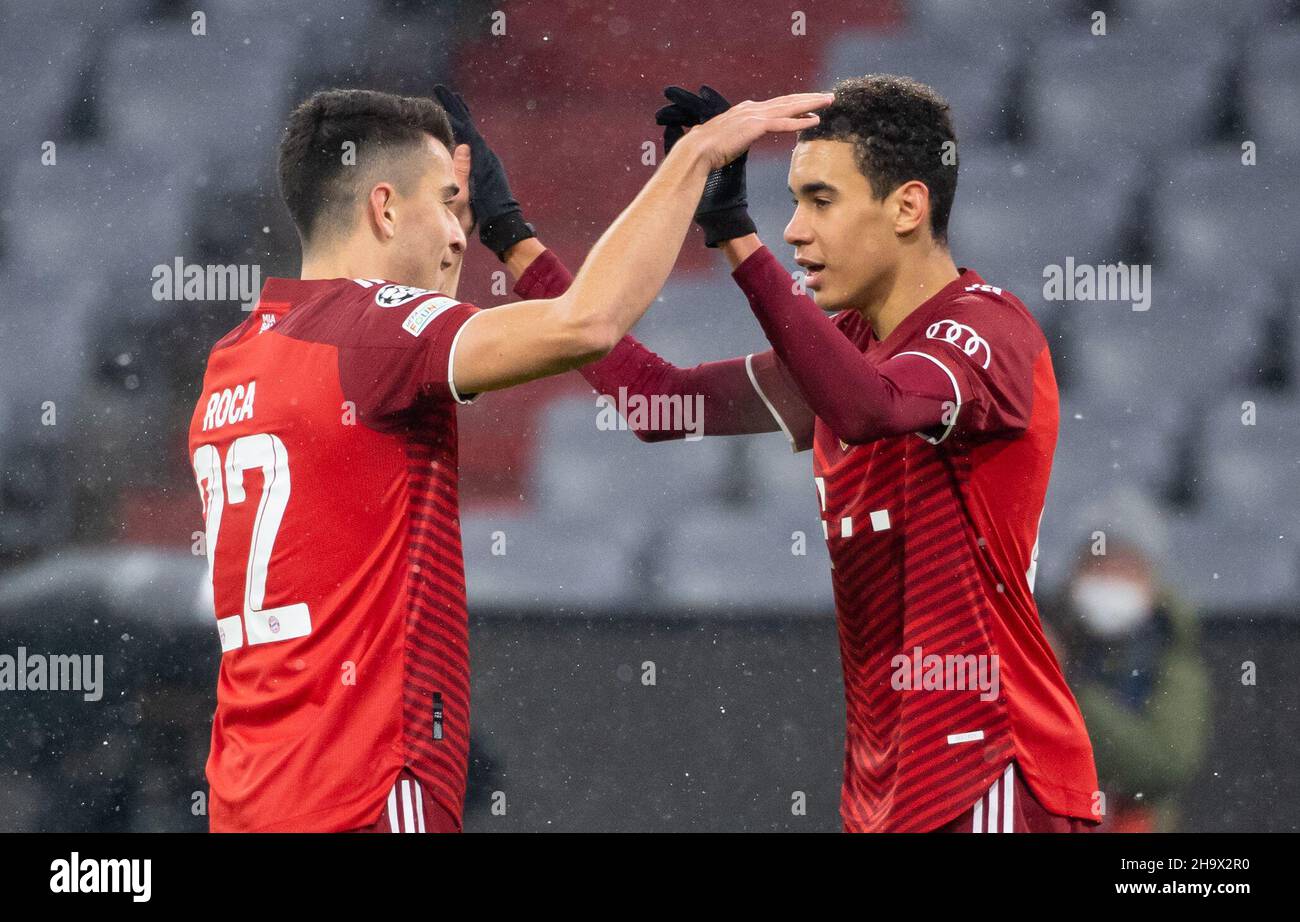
1049, 587, 1212, 832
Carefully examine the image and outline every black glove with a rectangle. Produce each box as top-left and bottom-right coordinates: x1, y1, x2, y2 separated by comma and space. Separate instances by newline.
655, 84, 757, 247
433, 85, 536, 260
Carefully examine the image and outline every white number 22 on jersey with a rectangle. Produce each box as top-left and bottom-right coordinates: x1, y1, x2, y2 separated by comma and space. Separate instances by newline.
193, 433, 311, 653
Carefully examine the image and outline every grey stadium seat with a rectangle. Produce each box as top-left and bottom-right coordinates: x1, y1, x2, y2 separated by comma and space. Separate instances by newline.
744, 153, 797, 260
947, 145, 1142, 321
1198, 395, 1300, 535
1119, 0, 1290, 34
629, 269, 776, 366
1061, 270, 1270, 410
460, 510, 640, 612
1164, 512, 1298, 612
1152, 150, 1300, 279
532, 396, 736, 525
0, 20, 90, 149
653, 505, 834, 611
1036, 401, 1184, 592
1, 144, 197, 279
1, 0, 151, 32
819, 29, 1019, 143
0, 268, 100, 410
1053, 398, 1184, 497
97, 24, 297, 192
1242, 28, 1300, 156
1023, 34, 1231, 156
740, 427, 818, 514
908, 0, 1087, 43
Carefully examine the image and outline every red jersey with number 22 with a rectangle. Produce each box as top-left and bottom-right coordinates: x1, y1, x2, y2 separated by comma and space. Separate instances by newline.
188, 276, 481, 832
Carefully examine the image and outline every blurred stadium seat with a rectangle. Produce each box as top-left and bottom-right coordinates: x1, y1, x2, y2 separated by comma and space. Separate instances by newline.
1023, 33, 1231, 156
1062, 270, 1270, 408
947, 145, 1143, 320
744, 153, 798, 256
652, 504, 833, 610
97, 24, 297, 191
1199, 395, 1300, 534
1165, 514, 1298, 611
1242, 27, 1300, 155
1120, 0, 1292, 34
461, 510, 641, 611
1, 145, 197, 277
1152, 150, 1300, 278
632, 270, 777, 364
0, 19, 91, 151
820, 30, 1018, 143
740, 428, 818, 513
908, 0, 1087, 41
532, 395, 735, 523
0, 269, 100, 408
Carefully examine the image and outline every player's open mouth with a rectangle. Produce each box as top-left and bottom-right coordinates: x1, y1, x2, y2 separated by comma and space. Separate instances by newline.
796, 259, 825, 290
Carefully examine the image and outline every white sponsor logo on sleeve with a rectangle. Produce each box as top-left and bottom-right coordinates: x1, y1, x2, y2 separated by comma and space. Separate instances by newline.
402, 296, 461, 337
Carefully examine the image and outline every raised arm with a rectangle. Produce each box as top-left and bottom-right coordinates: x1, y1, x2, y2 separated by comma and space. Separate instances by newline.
509, 242, 810, 444
434, 88, 833, 396
662, 86, 960, 446
726, 243, 959, 445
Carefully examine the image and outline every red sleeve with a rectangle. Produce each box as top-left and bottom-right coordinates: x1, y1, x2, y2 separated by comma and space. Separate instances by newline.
513, 248, 811, 445
745, 349, 816, 451
335, 286, 481, 432
888, 290, 1042, 440
732, 246, 958, 445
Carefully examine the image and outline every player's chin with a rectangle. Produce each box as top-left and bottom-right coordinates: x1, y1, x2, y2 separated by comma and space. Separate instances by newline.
808, 287, 843, 314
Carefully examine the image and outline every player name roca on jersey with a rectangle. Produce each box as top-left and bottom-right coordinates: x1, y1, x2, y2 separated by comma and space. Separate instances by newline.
187, 275, 483, 832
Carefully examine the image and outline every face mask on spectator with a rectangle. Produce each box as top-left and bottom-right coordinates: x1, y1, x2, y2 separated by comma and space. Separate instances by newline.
1070, 575, 1154, 637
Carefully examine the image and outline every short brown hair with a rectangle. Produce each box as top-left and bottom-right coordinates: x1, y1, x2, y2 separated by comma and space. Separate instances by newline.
277, 89, 454, 243
798, 75, 958, 243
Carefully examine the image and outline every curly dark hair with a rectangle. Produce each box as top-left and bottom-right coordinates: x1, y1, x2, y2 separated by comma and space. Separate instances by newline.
278, 89, 454, 243
798, 75, 958, 243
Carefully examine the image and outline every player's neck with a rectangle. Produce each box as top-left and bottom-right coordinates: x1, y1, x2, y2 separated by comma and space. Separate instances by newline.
299, 236, 384, 284
862, 247, 959, 342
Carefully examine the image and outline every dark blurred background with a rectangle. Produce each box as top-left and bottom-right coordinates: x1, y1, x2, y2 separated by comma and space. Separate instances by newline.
0, 0, 1296, 831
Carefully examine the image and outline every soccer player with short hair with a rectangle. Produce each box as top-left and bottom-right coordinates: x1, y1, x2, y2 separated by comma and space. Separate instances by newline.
187, 86, 830, 832
485, 76, 1099, 832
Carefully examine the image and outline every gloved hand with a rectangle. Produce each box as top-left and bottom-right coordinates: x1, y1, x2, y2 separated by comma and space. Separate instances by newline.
655, 84, 758, 247
433, 85, 536, 260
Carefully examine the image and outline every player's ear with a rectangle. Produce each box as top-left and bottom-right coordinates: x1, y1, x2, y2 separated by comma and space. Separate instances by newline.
367, 182, 399, 240
892, 180, 930, 238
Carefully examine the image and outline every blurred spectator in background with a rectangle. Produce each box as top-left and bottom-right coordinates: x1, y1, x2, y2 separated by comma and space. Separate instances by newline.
1044, 488, 1211, 832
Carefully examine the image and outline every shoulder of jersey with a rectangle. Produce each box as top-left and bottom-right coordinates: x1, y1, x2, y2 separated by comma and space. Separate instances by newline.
949, 278, 1041, 333
345, 278, 469, 336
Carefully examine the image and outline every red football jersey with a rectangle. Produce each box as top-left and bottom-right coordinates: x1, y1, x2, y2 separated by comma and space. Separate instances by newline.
187, 276, 481, 832
758, 270, 1098, 831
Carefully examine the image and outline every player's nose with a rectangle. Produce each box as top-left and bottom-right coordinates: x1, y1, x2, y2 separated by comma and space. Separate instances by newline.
784, 207, 812, 247
446, 213, 467, 254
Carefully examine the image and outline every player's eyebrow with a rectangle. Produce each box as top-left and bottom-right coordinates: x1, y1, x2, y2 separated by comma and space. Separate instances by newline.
790, 181, 838, 197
